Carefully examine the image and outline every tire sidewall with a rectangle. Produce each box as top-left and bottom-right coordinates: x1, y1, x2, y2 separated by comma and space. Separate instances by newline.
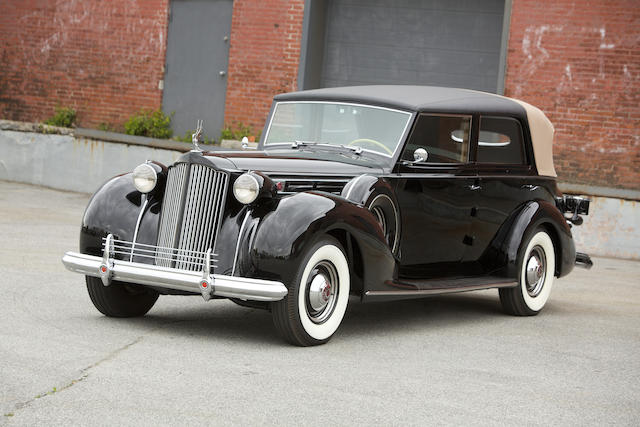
291, 238, 350, 343
518, 230, 555, 312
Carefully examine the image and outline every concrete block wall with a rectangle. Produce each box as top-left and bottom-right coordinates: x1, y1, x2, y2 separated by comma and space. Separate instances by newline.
1, 125, 638, 260
0, 128, 183, 194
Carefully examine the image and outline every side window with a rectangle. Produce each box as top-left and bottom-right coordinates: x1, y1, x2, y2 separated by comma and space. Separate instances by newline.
402, 115, 471, 163
477, 117, 526, 164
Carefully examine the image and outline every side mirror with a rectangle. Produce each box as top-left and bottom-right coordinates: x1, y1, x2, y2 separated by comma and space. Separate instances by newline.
413, 148, 428, 163
241, 136, 257, 150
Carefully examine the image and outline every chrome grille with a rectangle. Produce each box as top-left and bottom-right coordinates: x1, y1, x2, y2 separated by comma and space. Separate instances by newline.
106, 238, 218, 270
155, 163, 229, 271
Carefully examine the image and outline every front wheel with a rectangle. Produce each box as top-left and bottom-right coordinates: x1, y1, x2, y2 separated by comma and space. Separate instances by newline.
500, 229, 555, 316
86, 276, 159, 317
272, 237, 350, 346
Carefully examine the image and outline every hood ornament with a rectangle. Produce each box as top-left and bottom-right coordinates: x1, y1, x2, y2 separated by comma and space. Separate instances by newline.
191, 119, 204, 152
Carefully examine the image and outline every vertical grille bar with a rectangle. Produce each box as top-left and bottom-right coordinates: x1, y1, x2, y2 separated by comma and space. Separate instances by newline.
211, 173, 229, 252
155, 163, 228, 271
156, 163, 187, 267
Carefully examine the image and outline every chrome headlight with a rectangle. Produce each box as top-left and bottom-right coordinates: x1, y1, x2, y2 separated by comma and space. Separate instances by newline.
132, 163, 157, 193
233, 173, 260, 204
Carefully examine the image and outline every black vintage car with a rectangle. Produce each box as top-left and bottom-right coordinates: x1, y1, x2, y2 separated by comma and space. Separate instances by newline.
63, 86, 592, 346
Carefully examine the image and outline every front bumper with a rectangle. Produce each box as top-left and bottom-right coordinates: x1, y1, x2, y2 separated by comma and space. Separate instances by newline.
62, 236, 287, 302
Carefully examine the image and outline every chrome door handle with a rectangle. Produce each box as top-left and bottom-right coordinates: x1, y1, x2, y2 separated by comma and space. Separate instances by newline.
468, 184, 481, 190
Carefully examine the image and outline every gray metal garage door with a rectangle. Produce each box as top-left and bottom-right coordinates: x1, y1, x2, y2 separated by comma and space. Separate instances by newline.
318, 0, 506, 92
162, 0, 233, 139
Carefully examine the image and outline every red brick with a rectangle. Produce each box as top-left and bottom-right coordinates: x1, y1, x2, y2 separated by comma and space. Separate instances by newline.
0, 0, 169, 129
505, 0, 640, 191
223, 0, 304, 132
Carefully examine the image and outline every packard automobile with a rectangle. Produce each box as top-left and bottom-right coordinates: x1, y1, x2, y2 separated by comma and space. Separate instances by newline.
62, 86, 592, 346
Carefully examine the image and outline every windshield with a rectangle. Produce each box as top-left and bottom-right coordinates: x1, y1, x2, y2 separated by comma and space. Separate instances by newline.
263, 101, 413, 157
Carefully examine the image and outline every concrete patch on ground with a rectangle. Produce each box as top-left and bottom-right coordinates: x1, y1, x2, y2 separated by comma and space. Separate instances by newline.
0, 181, 639, 425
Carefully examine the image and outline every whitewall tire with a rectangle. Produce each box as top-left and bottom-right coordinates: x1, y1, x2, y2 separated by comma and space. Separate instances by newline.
272, 237, 350, 346
500, 229, 555, 316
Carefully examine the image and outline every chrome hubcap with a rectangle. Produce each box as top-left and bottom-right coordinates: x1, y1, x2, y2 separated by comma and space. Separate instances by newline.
306, 261, 339, 324
525, 246, 546, 297
308, 274, 331, 312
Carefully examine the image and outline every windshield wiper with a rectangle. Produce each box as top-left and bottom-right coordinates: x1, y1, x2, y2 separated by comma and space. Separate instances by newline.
290, 140, 315, 149
291, 140, 362, 155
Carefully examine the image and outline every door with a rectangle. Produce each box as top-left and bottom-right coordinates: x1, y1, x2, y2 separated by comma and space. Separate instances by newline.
464, 116, 539, 275
162, 0, 233, 138
317, 0, 506, 92
394, 114, 477, 280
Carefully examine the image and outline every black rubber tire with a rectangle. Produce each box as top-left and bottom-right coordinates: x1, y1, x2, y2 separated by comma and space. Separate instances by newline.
499, 227, 556, 316
85, 276, 159, 318
271, 237, 350, 346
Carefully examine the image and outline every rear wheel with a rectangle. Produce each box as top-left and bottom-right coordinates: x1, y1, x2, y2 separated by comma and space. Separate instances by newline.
500, 229, 555, 316
272, 237, 350, 346
86, 276, 159, 317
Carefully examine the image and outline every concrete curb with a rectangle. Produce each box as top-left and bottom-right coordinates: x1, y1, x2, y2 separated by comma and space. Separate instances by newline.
0, 127, 186, 194
0, 121, 637, 259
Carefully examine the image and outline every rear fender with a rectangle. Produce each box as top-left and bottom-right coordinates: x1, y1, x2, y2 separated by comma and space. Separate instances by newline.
481, 200, 575, 278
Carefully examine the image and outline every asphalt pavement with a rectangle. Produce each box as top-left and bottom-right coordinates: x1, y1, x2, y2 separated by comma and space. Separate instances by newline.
1, 180, 639, 426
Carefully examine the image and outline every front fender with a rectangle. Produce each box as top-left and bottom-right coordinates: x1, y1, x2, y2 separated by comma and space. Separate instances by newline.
481, 200, 575, 279
240, 192, 396, 292
79, 173, 162, 262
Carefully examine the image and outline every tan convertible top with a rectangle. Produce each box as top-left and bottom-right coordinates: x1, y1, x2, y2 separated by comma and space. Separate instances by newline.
512, 99, 557, 177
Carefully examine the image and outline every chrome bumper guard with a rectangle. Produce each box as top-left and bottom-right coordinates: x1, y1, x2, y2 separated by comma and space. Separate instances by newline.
575, 252, 593, 269
61, 234, 287, 302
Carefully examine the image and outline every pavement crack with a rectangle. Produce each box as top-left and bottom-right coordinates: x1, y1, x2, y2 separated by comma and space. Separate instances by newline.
3, 336, 143, 418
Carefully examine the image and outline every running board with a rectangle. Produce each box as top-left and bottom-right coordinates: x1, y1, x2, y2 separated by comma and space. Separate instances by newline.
364, 279, 517, 302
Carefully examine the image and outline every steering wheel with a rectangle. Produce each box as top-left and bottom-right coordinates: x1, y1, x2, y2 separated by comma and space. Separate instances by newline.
347, 138, 393, 155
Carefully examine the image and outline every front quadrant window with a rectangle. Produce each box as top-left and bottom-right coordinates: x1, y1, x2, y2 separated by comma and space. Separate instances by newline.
264, 102, 412, 157
476, 116, 526, 164
403, 114, 472, 163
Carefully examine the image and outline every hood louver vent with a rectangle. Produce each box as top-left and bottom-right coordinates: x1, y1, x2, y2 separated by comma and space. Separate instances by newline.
271, 177, 350, 195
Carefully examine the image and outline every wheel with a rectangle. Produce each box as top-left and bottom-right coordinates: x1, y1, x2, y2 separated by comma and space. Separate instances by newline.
347, 138, 393, 155
499, 228, 555, 316
85, 276, 159, 317
271, 237, 350, 346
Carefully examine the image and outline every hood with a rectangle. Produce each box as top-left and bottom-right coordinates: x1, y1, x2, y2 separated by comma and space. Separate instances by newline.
198, 149, 385, 176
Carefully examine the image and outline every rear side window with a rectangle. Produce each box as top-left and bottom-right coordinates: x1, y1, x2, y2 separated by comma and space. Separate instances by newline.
403, 114, 471, 163
477, 117, 526, 165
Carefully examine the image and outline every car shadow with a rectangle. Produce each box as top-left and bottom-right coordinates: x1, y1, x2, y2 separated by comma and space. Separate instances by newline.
340, 292, 505, 336
110, 291, 507, 346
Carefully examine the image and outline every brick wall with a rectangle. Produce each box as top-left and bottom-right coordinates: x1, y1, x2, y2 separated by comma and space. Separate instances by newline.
223, 0, 304, 134
2, 0, 637, 192
505, 0, 640, 191
0, 0, 169, 129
